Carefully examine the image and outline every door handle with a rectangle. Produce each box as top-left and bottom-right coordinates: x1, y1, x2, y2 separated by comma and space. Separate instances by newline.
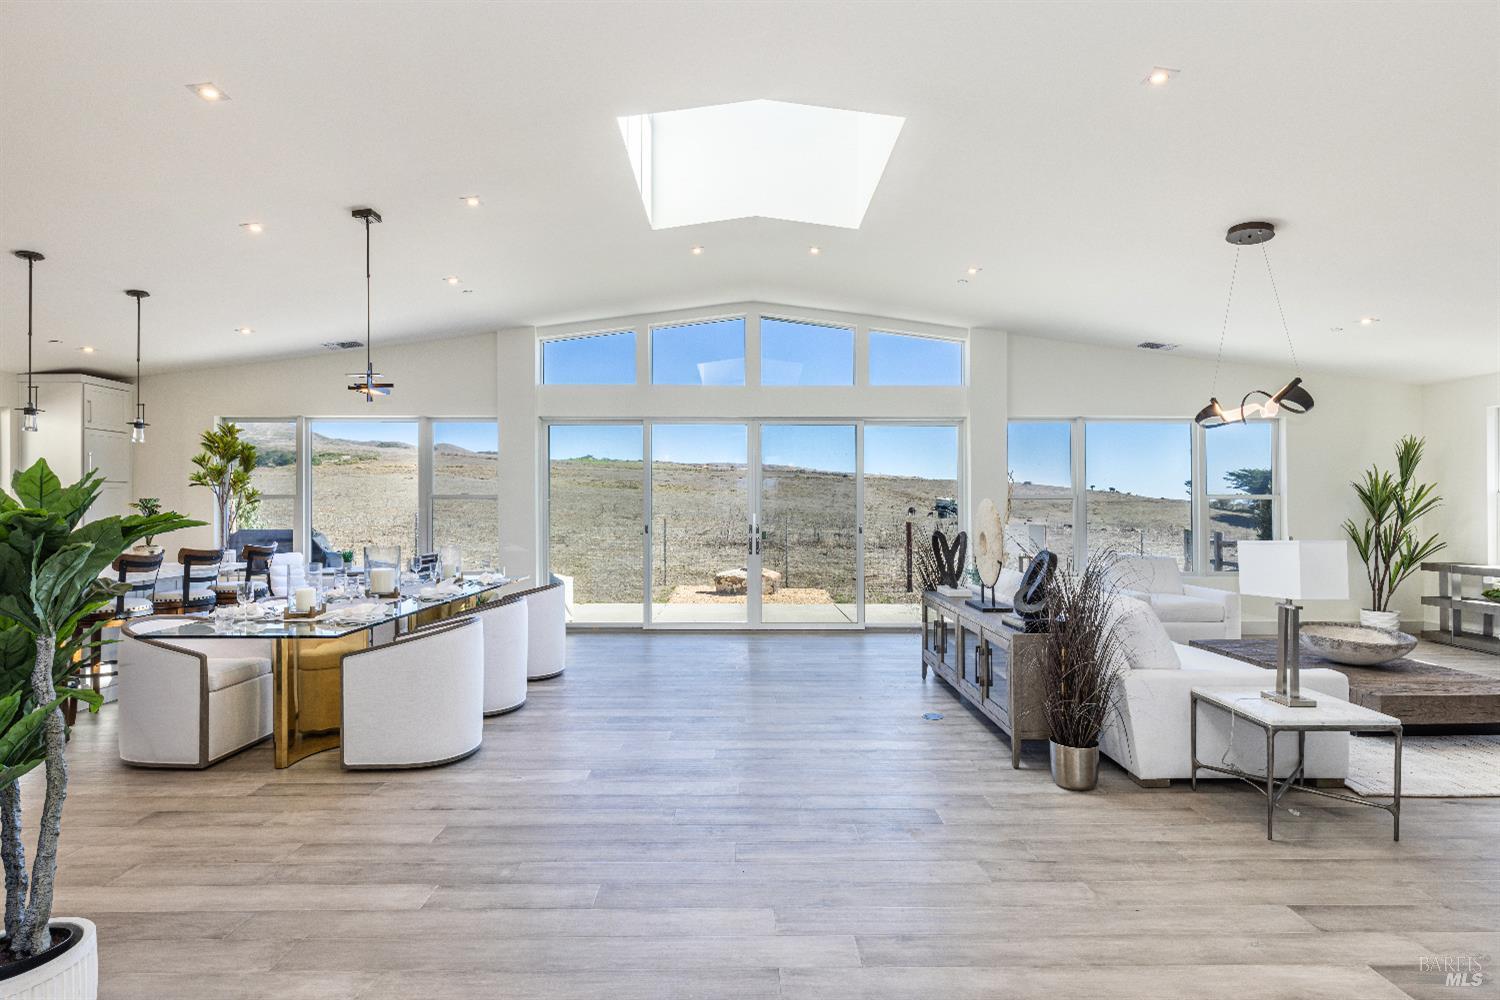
86, 399, 92, 423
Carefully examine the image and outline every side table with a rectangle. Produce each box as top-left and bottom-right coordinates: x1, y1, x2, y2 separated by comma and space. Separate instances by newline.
1190, 687, 1403, 841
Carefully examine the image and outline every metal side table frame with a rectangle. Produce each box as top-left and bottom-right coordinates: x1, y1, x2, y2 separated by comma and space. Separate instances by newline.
1189, 688, 1403, 841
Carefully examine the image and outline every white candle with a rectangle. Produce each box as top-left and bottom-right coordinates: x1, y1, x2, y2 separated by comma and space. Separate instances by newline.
293, 587, 316, 612
368, 567, 396, 594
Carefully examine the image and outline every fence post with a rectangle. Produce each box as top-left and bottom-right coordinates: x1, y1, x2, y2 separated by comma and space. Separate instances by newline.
1212, 530, 1223, 572
1183, 527, 1192, 569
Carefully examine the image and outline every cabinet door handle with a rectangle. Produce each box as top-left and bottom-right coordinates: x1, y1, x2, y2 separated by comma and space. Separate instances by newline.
87, 399, 92, 423
87, 451, 93, 471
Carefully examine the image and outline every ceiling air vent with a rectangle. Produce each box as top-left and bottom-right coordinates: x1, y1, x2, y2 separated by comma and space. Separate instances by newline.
321, 340, 363, 351
1137, 341, 1179, 351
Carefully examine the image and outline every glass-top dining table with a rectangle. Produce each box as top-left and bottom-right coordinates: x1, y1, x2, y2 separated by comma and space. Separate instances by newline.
142, 576, 522, 767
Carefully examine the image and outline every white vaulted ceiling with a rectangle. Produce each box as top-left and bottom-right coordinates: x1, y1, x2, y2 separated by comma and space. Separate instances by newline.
0, 0, 1495, 382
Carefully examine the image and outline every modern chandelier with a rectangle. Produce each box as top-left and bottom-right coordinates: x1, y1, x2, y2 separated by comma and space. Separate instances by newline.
1193, 221, 1314, 428
347, 207, 393, 400
125, 288, 150, 443
12, 250, 45, 433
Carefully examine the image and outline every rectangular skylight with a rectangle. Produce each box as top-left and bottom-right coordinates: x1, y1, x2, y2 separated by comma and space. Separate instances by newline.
618, 99, 904, 230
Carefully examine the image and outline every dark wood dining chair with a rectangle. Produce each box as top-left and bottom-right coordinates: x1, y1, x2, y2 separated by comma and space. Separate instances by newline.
112, 551, 164, 617
154, 548, 223, 613
240, 542, 277, 599
67, 551, 167, 719
416, 552, 441, 576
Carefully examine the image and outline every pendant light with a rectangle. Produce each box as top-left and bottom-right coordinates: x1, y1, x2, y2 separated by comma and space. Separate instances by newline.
346, 207, 393, 400
125, 289, 150, 443
1194, 221, 1315, 428
12, 250, 45, 432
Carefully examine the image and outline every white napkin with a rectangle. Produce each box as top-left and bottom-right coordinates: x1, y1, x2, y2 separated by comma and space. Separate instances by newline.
325, 602, 385, 623
418, 582, 464, 601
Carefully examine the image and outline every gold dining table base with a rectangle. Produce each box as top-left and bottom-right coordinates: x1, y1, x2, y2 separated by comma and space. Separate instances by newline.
273, 631, 371, 768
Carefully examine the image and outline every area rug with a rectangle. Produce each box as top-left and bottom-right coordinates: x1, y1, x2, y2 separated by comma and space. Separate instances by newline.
1345, 734, 1500, 797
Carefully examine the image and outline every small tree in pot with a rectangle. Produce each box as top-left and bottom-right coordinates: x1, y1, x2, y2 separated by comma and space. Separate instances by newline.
1042, 553, 1127, 791
0, 460, 199, 993
1342, 435, 1444, 629
188, 423, 261, 549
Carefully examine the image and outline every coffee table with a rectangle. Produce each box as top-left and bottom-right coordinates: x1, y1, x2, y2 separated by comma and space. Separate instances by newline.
1191, 638, 1500, 730
1190, 688, 1402, 841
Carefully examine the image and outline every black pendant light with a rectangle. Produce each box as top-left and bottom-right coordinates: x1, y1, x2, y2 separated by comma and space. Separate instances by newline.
1194, 221, 1315, 428
125, 289, 150, 443
12, 250, 45, 432
347, 207, 393, 400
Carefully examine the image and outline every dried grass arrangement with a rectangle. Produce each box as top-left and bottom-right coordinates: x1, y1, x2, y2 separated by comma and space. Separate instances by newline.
1041, 553, 1127, 750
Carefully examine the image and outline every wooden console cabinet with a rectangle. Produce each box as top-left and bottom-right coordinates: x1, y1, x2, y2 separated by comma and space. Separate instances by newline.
920, 590, 1050, 767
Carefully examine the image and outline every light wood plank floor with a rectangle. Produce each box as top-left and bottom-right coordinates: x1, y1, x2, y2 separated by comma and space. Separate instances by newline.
24, 633, 1500, 999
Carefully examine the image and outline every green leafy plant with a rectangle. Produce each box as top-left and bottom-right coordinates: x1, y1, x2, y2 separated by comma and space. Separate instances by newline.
0, 460, 200, 959
128, 497, 163, 546
1342, 436, 1445, 613
187, 423, 261, 545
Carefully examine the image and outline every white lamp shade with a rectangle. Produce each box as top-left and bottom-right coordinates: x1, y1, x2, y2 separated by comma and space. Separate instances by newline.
1237, 540, 1350, 601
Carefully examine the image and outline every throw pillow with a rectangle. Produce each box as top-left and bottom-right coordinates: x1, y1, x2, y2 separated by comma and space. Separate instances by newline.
1109, 594, 1181, 670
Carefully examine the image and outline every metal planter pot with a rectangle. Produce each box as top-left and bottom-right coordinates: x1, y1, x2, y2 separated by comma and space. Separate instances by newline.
1049, 741, 1100, 791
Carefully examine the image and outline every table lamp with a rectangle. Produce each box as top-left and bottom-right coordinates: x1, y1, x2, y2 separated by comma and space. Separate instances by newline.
1237, 540, 1349, 707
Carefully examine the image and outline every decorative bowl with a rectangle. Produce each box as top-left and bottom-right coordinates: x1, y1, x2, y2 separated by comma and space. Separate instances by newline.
1299, 621, 1417, 666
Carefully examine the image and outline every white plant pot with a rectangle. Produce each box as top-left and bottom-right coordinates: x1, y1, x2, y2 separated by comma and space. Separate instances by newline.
1359, 609, 1401, 631
0, 918, 98, 1000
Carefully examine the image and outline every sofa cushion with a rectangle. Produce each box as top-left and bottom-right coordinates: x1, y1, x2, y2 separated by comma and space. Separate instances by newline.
1110, 595, 1181, 670
1148, 593, 1226, 623
1113, 556, 1184, 596
206, 656, 272, 692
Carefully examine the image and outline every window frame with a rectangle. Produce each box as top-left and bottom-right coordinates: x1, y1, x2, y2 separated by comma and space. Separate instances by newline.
221, 416, 300, 549
539, 328, 638, 386
867, 328, 966, 387
429, 419, 502, 569
758, 314, 856, 387
648, 314, 749, 386
1007, 416, 1282, 575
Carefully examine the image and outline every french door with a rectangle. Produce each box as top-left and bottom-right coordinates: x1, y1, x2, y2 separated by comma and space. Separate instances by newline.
546, 419, 957, 628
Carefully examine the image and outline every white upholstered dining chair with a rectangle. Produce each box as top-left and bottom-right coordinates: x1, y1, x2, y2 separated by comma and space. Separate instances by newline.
461, 595, 528, 715
340, 615, 484, 768
117, 617, 274, 768
519, 581, 566, 681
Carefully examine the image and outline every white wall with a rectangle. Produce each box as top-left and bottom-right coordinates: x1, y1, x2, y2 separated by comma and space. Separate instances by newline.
135, 333, 496, 550
1419, 372, 1500, 624
1006, 335, 1427, 629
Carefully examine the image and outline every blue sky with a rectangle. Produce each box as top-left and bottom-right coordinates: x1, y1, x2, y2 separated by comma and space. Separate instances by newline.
1009, 420, 1273, 498
549, 422, 959, 479
312, 419, 498, 453
542, 321, 962, 387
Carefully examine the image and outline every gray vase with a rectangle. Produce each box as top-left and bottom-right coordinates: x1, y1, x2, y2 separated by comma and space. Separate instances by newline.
1049, 742, 1100, 791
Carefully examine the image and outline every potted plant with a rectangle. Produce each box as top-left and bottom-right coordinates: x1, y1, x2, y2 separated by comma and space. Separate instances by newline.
0, 460, 199, 997
1041, 554, 1126, 791
127, 497, 163, 555
187, 423, 261, 558
1342, 435, 1444, 630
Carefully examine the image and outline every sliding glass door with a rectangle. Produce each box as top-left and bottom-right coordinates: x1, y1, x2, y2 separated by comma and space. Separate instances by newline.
544, 418, 960, 628
547, 424, 644, 624
650, 424, 750, 625
759, 424, 858, 625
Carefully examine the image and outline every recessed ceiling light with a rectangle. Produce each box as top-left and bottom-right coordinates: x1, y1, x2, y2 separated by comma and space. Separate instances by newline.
234, 327, 253, 335
1359, 316, 1379, 325
966, 266, 982, 276
240, 222, 263, 234
461, 195, 481, 207
79, 346, 96, 353
690, 245, 705, 255
187, 82, 229, 102
808, 246, 821, 256
443, 275, 461, 285
1143, 67, 1179, 86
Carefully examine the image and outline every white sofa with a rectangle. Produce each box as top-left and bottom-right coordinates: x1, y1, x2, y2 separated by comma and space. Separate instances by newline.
1108, 555, 1241, 642
1101, 642, 1349, 785
117, 618, 274, 768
